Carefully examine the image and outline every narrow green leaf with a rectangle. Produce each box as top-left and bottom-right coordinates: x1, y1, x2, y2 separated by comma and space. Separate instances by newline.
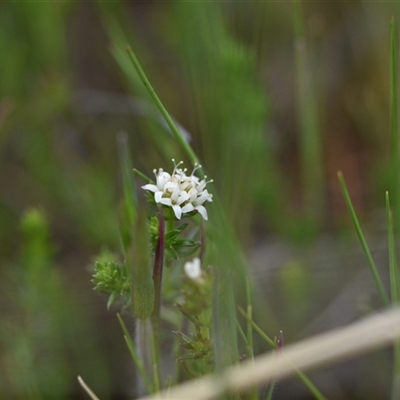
245, 277, 254, 361
118, 132, 136, 227
387, 192, 400, 400
236, 320, 247, 345
118, 132, 137, 253
133, 168, 153, 183
126, 45, 199, 166
264, 382, 276, 400
238, 306, 276, 349
337, 171, 390, 306
293, 1, 323, 230
386, 192, 399, 303
107, 292, 117, 310
238, 306, 326, 399
390, 17, 400, 220
281, 354, 328, 400
389, 19, 400, 399
116, 313, 153, 393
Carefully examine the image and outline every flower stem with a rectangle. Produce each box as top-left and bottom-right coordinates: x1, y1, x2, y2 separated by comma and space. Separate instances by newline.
150, 209, 165, 387
152, 209, 165, 321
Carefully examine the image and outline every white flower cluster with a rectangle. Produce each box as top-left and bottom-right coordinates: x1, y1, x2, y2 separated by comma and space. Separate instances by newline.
142, 160, 213, 220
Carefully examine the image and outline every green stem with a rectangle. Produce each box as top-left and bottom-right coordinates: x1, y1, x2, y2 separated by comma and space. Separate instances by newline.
245, 278, 258, 400
390, 17, 400, 221
117, 313, 153, 393
387, 192, 399, 304
126, 45, 199, 165
338, 171, 390, 306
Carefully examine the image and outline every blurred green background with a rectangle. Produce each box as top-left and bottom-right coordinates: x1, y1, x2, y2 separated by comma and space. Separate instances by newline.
1, 1, 400, 399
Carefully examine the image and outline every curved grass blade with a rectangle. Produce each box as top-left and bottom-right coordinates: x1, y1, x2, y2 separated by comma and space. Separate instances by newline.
126, 45, 198, 166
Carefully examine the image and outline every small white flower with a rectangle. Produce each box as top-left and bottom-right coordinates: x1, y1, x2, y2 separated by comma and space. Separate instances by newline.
142, 160, 213, 220
184, 257, 202, 280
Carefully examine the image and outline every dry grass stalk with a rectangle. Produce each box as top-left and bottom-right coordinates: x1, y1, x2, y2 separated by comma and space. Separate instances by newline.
137, 306, 400, 400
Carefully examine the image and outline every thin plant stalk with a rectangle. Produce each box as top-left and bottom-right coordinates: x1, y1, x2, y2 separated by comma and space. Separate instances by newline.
77, 376, 100, 400
126, 45, 198, 166
264, 382, 276, 400
152, 210, 165, 321
238, 306, 276, 349
245, 277, 258, 400
118, 132, 137, 226
117, 313, 153, 394
386, 192, 400, 400
238, 307, 326, 400
246, 277, 255, 361
149, 210, 165, 388
337, 171, 390, 306
386, 192, 399, 304
390, 17, 400, 221
280, 355, 327, 400
135, 318, 159, 393
293, 1, 324, 228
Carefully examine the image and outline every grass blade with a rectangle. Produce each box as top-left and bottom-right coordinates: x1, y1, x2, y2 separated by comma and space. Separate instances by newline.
238, 306, 276, 350
116, 313, 153, 394
126, 45, 198, 166
238, 307, 326, 399
390, 17, 400, 221
246, 277, 255, 361
337, 171, 389, 306
386, 192, 399, 303
293, 1, 324, 232
280, 357, 327, 400
386, 191, 400, 399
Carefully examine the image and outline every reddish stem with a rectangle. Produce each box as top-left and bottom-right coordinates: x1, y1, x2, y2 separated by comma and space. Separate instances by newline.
152, 210, 165, 319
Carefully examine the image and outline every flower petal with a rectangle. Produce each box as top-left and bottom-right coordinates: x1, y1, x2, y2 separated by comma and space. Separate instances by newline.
154, 191, 164, 203
172, 205, 182, 220
177, 191, 190, 205
142, 184, 159, 193
188, 188, 198, 202
184, 257, 202, 279
170, 184, 181, 202
159, 197, 172, 206
181, 203, 194, 214
156, 172, 171, 189
194, 189, 212, 205
195, 205, 208, 220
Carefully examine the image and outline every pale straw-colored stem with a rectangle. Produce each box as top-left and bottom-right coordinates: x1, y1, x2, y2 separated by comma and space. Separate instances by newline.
78, 376, 100, 400
136, 306, 400, 400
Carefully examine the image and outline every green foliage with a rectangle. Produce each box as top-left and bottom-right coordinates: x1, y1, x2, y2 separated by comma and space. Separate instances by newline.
5, 2, 400, 399
175, 267, 213, 375
131, 212, 155, 320
92, 261, 131, 309
2, 209, 110, 398
149, 217, 200, 261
